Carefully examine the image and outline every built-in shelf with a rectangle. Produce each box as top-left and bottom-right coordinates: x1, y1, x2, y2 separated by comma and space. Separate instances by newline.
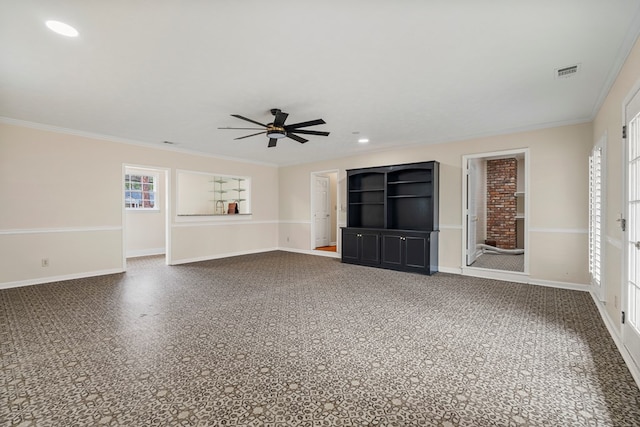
343, 161, 439, 275
387, 195, 430, 199
388, 180, 431, 185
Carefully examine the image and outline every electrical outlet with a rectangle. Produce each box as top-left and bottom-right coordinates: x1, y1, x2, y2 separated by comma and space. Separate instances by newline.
614, 295, 618, 309
41, 258, 49, 267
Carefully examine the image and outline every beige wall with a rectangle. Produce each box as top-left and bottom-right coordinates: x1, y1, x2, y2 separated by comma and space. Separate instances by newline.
593, 37, 640, 330
279, 122, 592, 286
0, 123, 279, 286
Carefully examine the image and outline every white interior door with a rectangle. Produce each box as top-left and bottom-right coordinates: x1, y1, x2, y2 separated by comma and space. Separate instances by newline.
314, 175, 330, 247
466, 159, 480, 265
623, 88, 640, 368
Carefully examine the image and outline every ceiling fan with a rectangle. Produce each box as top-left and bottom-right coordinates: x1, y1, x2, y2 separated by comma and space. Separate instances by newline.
218, 108, 330, 148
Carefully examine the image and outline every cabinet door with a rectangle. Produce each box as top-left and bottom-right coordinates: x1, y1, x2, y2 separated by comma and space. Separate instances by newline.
341, 229, 360, 263
404, 234, 428, 270
381, 232, 430, 273
341, 229, 380, 265
360, 232, 381, 265
381, 233, 403, 267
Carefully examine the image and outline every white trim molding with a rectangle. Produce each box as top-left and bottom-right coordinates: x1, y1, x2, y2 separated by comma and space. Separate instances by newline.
0, 268, 124, 290
439, 224, 463, 230
0, 116, 278, 167
280, 247, 341, 259
170, 247, 279, 265
529, 227, 588, 234
126, 248, 166, 258
0, 226, 122, 235
172, 219, 277, 227
590, 291, 640, 389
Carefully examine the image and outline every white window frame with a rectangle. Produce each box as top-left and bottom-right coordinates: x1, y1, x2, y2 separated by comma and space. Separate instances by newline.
589, 132, 607, 301
125, 171, 159, 211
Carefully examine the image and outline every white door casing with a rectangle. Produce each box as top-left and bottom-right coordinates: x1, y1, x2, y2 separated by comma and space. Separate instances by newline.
314, 175, 331, 248
467, 159, 480, 265
623, 87, 640, 369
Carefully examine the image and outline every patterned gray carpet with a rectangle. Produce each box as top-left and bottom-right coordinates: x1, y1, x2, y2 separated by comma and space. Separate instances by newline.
1, 251, 639, 426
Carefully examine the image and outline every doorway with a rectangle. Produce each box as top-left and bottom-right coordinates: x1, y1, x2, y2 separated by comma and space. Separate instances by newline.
623, 86, 640, 369
311, 170, 339, 255
462, 149, 529, 274
122, 165, 170, 269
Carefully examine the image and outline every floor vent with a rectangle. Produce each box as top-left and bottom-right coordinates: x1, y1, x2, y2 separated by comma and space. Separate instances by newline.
555, 64, 580, 79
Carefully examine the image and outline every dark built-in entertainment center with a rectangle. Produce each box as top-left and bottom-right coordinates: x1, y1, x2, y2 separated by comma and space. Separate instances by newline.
341, 161, 439, 275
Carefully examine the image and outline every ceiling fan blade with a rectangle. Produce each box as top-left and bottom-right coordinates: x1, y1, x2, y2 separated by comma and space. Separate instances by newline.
273, 111, 289, 127
287, 133, 308, 144
284, 119, 326, 130
231, 114, 267, 127
234, 131, 267, 140
268, 138, 278, 148
288, 129, 330, 136
218, 127, 265, 130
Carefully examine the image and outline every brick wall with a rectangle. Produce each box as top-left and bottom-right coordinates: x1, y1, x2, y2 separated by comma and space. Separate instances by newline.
486, 158, 517, 249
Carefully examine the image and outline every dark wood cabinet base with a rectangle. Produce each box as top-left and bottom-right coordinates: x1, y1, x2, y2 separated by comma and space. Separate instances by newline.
342, 228, 438, 275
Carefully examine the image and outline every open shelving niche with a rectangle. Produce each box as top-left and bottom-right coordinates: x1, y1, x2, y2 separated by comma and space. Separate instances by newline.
175, 169, 251, 218
209, 177, 249, 214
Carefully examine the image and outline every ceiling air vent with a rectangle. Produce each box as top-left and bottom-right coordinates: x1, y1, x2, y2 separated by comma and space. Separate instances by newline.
555, 64, 580, 79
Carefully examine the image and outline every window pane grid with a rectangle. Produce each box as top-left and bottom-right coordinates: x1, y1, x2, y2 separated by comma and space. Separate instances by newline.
125, 174, 157, 209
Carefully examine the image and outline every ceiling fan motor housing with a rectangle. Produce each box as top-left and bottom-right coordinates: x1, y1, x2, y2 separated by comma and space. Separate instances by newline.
267, 126, 286, 139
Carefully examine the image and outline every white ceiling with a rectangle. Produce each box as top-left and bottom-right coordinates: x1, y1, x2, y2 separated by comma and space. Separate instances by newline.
2, 1, 640, 166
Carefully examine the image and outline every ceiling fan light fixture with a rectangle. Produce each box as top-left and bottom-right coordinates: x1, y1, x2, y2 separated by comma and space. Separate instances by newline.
267, 127, 286, 139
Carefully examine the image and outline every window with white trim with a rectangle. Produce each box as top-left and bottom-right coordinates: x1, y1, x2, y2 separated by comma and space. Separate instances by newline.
125, 173, 158, 209
589, 136, 606, 298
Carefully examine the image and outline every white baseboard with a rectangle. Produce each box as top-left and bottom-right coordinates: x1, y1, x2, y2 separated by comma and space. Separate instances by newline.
126, 247, 166, 258
438, 266, 463, 275
0, 268, 125, 290
589, 291, 640, 389
528, 277, 591, 292
460, 267, 590, 292
278, 247, 341, 259
170, 247, 279, 265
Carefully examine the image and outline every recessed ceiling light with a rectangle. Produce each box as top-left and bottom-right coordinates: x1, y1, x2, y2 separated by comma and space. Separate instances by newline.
45, 20, 79, 37
358, 138, 369, 144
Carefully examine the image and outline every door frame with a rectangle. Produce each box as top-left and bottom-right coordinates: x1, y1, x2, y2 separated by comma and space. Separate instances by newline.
310, 169, 340, 257
122, 164, 171, 271
461, 148, 530, 280
621, 80, 640, 374
466, 158, 481, 266
313, 174, 331, 248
